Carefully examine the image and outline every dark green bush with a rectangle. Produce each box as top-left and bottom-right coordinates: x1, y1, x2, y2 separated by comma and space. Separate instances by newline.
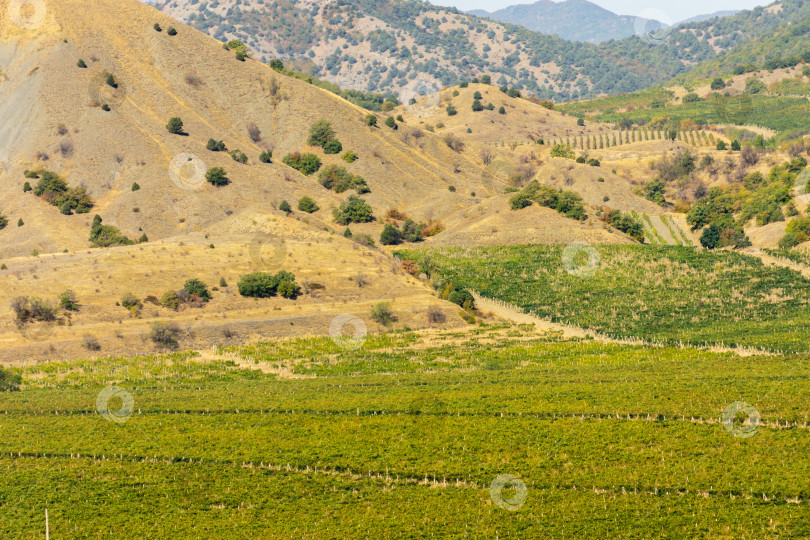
298, 196, 319, 213
89, 215, 133, 247
237, 271, 300, 298
167, 27, 177, 36
205, 167, 229, 186
184, 279, 211, 302
229, 149, 248, 163
206, 139, 227, 151
385, 116, 397, 129
282, 152, 321, 175
308, 120, 336, 147
371, 302, 396, 325
318, 165, 369, 193
166, 117, 184, 134
259, 150, 273, 163
380, 224, 402, 245
279, 200, 292, 214
333, 196, 373, 225
323, 140, 343, 154
0, 366, 22, 391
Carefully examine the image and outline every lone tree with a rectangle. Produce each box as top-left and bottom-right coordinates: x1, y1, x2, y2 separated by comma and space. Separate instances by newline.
166, 117, 184, 135
205, 167, 229, 186
380, 224, 402, 245
308, 120, 336, 147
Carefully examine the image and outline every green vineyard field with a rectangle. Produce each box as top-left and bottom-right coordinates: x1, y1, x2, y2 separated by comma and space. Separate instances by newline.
398, 245, 810, 353
1, 325, 809, 537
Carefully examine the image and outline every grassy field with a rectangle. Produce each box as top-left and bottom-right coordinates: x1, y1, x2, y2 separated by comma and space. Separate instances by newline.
397, 244, 810, 353
1, 324, 810, 537
559, 92, 810, 137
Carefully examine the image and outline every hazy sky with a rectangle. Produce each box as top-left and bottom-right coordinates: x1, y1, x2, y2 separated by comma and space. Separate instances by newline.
431, 0, 770, 23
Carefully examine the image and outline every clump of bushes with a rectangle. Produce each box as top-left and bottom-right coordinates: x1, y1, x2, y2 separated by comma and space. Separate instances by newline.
11, 296, 58, 324
89, 215, 133, 247
237, 270, 300, 299
308, 120, 343, 154
342, 150, 358, 163
206, 139, 227, 151
59, 290, 78, 311
318, 165, 369, 193
28, 170, 94, 215
282, 152, 321, 175
509, 180, 587, 221
259, 150, 273, 163
224, 40, 251, 61
600, 209, 644, 243
550, 144, 576, 159
333, 196, 374, 225
229, 149, 248, 164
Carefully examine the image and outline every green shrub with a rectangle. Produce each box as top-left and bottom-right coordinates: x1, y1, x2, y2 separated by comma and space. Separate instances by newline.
206, 139, 227, 151
120, 293, 142, 317
318, 164, 369, 193
308, 120, 336, 147
131, 182, 140, 191
396, 115, 404, 122
282, 152, 321, 175
550, 144, 575, 159
269, 59, 284, 70
77, 59, 87, 68
371, 302, 396, 325
166, 117, 184, 134
237, 271, 299, 298
576, 156, 586, 164
365, 114, 378, 127
205, 167, 229, 186
59, 290, 78, 311
700, 224, 721, 249
298, 196, 319, 213
385, 116, 397, 129
0, 366, 22, 392
446, 105, 457, 116
710, 77, 726, 90
279, 200, 292, 214
183, 279, 211, 302
259, 150, 273, 163
153, 23, 162, 31
333, 196, 374, 225
323, 140, 343, 155
11, 296, 58, 324
167, 27, 177, 36
224, 40, 251, 60
17, 219, 23, 227
89, 215, 133, 247
402, 219, 423, 242
473, 91, 482, 100
342, 150, 358, 163
459, 81, 469, 88
380, 224, 402, 245
509, 180, 587, 220
0, 214, 7, 230
731, 140, 741, 151
229, 149, 248, 163
716, 140, 727, 150
471, 99, 484, 112
106, 73, 117, 88
150, 321, 180, 349
576, 117, 585, 126
498, 106, 506, 115
23, 181, 32, 192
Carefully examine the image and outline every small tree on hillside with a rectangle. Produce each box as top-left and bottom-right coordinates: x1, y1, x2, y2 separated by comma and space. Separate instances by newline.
380, 224, 402, 245
308, 120, 336, 147
166, 117, 184, 135
205, 167, 229, 186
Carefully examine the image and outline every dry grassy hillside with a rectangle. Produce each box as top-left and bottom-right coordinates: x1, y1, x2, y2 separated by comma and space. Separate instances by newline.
0, 0, 658, 362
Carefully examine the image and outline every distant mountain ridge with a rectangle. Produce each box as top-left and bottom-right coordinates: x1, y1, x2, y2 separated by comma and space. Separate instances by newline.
467, 0, 660, 43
